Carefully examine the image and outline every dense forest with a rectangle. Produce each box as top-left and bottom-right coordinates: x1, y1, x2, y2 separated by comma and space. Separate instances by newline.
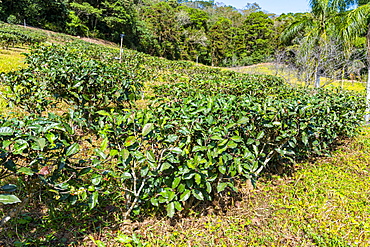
0, 0, 369, 79
0, 0, 297, 66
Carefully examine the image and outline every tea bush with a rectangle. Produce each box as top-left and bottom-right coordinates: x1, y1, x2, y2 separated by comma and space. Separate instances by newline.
0, 24, 47, 49
1, 43, 143, 120
0, 41, 366, 219
90, 88, 365, 217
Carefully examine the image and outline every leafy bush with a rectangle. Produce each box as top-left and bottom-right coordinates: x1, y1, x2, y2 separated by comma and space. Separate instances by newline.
0, 24, 46, 49
0, 115, 76, 204
0, 41, 366, 220
1, 43, 143, 120
90, 88, 364, 217
6, 15, 17, 25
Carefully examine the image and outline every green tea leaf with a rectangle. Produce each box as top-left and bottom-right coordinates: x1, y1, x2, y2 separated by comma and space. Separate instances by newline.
89, 191, 99, 209
179, 190, 191, 201
174, 201, 183, 211
121, 149, 130, 161
92, 175, 102, 186
66, 143, 80, 157
166, 202, 175, 218
121, 172, 132, 180
218, 165, 226, 174
192, 189, 204, 200
96, 110, 110, 117
0, 184, 17, 192
124, 136, 136, 147
217, 182, 228, 193
95, 148, 107, 159
0, 127, 13, 136
227, 140, 238, 149
172, 177, 181, 189
169, 147, 182, 154
0, 194, 21, 204
256, 131, 264, 140
150, 197, 159, 207
231, 136, 243, 142
18, 167, 34, 175
142, 123, 154, 136
237, 117, 249, 124
165, 134, 178, 143
210, 135, 223, 140
194, 173, 202, 185
192, 146, 207, 152
32, 138, 46, 151
146, 150, 156, 163
100, 138, 109, 151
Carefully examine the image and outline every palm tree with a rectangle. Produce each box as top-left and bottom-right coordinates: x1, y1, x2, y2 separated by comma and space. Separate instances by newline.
280, 0, 344, 88
282, 0, 370, 120
341, 1, 370, 121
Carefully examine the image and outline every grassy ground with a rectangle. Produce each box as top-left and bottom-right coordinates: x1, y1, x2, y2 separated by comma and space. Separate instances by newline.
231, 63, 366, 93
0, 48, 26, 115
0, 47, 26, 72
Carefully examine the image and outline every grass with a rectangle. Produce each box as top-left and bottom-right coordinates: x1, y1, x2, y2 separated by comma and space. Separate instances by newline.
0, 48, 26, 73
231, 63, 367, 92
0, 48, 26, 115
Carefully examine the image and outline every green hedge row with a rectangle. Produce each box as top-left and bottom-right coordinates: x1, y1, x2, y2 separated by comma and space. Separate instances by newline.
0, 41, 366, 219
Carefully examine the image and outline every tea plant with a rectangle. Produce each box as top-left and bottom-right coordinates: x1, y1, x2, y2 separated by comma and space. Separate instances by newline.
1, 43, 143, 120
0, 24, 46, 49
94, 88, 364, 217
0, 40, 366, 221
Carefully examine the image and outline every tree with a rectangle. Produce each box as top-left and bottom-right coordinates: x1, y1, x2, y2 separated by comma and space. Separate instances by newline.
1, 0, 68, 31
240, 11, 274, 65
140, 1, 181, 59
341, 0, 370, 120
208, 17, 233, 66
281, 0, 345, 87
69, 2, 102, 33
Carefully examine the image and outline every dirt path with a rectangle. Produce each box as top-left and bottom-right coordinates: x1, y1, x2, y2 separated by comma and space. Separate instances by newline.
19, 25, 118, 47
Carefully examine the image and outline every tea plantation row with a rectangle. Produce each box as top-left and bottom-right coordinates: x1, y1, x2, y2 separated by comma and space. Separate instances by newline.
0, 23, 47, 49
0, 41, 365, 218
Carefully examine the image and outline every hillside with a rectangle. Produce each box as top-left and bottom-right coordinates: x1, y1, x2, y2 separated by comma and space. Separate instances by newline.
0, 25, 369, 247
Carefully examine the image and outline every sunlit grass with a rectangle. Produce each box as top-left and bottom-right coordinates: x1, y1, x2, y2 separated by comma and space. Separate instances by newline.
0, 48, 27, 73
0, 48, 27, 114
230, 63, 367, 93
327, 80, 366, 92
230, 63, 304, 86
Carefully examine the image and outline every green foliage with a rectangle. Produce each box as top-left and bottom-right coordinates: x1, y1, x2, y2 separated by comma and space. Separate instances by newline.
0, 41, 366, 221
0, 24, 46, 49
1, 42, 143, 119
0, 0, 282, 66
1, 0, 68, 32
0, 114, 96, 208
6, 15, 17, 24
135, 128, 370, 246
89, 85, 364, 218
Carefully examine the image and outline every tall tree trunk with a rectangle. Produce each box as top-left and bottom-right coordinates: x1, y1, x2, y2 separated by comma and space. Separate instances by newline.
315, 70, 321, 88
366, 25, 370, 122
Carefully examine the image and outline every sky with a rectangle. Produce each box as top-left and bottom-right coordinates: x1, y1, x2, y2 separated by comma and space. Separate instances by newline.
217, 0, 311, 15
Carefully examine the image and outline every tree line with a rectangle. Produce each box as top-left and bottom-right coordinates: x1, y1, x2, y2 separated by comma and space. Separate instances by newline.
0, 0, 290, 66
0, 0, 369, 84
